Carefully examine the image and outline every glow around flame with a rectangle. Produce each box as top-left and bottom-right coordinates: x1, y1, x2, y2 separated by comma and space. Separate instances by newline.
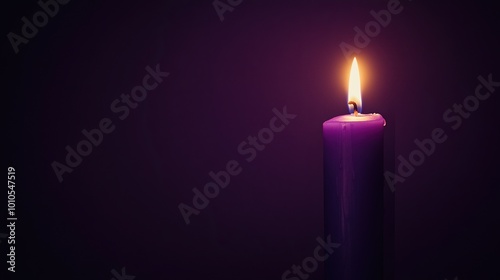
348, 57, 362, 114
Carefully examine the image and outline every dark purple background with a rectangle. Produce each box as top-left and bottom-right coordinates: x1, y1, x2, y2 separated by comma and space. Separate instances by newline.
3, 0, 499, 279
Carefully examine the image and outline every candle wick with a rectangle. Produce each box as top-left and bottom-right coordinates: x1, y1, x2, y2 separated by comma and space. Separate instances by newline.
348, 101, 359, 116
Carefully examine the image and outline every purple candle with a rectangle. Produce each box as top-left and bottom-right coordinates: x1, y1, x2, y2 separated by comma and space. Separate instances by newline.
323, 58, 386, 279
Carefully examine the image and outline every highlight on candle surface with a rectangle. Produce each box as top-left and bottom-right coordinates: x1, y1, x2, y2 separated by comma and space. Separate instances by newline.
323, 56, 386, 279
348, 57, 362, 115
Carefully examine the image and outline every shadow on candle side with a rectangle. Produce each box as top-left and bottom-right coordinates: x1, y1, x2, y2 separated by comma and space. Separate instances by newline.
324, 114, 385, 280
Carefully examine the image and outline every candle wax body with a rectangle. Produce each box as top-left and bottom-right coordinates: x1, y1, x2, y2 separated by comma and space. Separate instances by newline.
323, 113, 385, 280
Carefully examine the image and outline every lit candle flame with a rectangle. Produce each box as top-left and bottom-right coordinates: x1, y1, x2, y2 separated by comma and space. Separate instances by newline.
348, 57, 362, 115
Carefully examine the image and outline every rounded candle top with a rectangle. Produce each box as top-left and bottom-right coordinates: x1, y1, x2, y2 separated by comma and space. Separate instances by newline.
324, 113, 386, 125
